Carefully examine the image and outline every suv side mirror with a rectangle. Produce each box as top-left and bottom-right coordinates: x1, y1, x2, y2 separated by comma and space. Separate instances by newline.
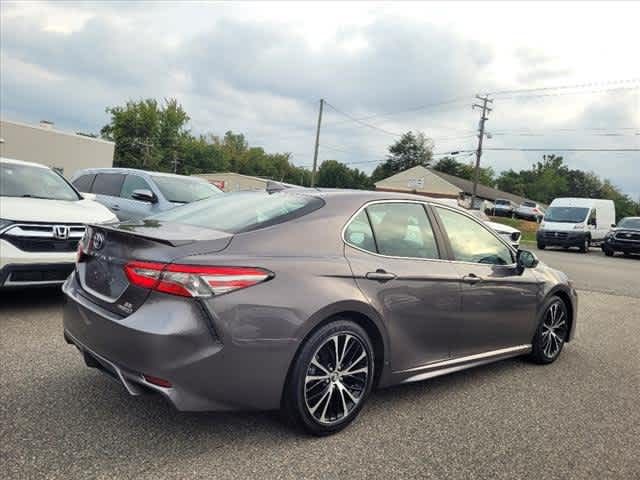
611, 223, 616, 228
131, 189, 157, 203
517, 249, 539, 270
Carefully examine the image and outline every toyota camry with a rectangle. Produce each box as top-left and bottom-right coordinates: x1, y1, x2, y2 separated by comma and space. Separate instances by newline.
63, 188, 577, 435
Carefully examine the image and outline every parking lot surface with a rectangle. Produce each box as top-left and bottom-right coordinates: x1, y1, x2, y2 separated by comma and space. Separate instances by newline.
1, 251, 639, 479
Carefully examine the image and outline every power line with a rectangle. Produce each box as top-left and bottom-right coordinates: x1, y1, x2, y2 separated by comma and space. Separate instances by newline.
322, 96, 472, 127
323, 101, 403, 137
487, 78, 640, 96
490, 85, 639, 101
483, 147, 640, 152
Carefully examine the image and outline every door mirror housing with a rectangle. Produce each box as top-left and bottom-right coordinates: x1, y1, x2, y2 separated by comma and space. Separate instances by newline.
588, 216, 597, 226
517, 249, 539, 270
131, 189, 157, 203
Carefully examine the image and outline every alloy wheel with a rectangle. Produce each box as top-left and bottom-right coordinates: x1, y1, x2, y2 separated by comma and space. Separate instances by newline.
304, 333, 369, 425
541, 301, 568, 359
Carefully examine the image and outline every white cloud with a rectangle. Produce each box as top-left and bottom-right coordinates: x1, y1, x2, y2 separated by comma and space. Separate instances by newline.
1, 0, 638, 196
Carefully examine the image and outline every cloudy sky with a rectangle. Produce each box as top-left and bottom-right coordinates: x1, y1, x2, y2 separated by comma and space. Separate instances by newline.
1, 1, 639, 197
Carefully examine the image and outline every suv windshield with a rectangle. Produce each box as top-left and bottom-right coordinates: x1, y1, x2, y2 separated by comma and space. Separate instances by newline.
152, 175, 223, 203
495, 199, 509, 205
544, 206, 589, 223
0, 162, 80, 201
618, 217, 640, 229
151, 191, 324, 233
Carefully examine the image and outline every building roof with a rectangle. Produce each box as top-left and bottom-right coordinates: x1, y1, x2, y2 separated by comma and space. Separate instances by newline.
427, 168, 536, 205
374, 165, 537, 205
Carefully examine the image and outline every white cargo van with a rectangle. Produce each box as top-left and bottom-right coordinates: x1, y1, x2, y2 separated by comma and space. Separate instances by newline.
536, 198, 615, 253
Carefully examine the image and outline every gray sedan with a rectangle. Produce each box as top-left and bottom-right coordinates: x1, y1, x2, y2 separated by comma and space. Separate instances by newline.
62, 189, 577, 435
71, 168, 223, 221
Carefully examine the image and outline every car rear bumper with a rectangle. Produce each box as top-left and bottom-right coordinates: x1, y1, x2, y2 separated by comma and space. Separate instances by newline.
62, 271, 293, 411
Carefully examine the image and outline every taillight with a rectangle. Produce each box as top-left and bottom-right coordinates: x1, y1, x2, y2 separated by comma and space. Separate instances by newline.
123, 261, 272, 298
76, 239, 86, 264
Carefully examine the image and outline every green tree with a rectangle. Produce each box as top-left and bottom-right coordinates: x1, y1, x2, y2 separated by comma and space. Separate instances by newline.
317, 160, 373, 189
371, 131, 433, 182
433, 156, 495, 186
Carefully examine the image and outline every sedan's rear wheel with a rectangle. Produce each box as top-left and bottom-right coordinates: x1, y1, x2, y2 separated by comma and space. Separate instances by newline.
283, 320, 374, 436
529, 297, 569, 364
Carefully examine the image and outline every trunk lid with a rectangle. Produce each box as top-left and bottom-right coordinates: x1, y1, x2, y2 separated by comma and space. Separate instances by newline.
76, 220, 233, 316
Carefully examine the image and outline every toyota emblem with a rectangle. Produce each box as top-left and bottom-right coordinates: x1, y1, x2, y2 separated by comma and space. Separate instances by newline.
92, 232, 105, 250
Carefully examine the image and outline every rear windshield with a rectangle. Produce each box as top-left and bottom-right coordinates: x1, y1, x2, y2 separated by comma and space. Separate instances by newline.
152, 175, 223, 203
151, 191, 324, 233
495, 199, 509, 205
522, 201, 536, 207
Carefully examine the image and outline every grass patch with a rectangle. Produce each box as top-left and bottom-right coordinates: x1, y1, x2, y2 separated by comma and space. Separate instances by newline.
489, 216, 539, 243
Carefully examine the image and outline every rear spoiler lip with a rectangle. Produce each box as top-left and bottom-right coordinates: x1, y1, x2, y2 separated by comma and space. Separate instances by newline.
87, 222, 230, 247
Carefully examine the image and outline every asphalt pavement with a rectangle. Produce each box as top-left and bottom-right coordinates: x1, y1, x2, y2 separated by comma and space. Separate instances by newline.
1, 249, 639, 479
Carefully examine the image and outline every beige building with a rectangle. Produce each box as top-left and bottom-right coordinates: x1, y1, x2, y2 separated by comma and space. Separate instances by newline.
194, 172, 274, 192
375, 165, 535, 208
0, 119, 114, 178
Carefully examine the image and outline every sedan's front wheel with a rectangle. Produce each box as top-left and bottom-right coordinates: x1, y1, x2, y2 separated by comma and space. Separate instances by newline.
283, 320, 374, 436
530, 296, 569, 364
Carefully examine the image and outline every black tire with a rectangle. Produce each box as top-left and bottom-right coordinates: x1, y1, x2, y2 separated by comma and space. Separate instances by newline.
623, 251, 631, 257
537, 242, 546, 250
580, 236, 590, 253
282, 320, 375, 436
603, 248, 614, 257
529, 296, 569, 364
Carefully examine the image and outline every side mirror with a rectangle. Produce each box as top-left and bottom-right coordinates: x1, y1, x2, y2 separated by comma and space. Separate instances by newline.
588, 217, 596, 226
131, 189, 157, 203
517, 249, 539, 270
611, 223, 616, 228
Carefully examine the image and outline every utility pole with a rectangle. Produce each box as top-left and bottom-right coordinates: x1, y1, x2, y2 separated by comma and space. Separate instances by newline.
311, 98, 324, 187
471, 94, 493, 208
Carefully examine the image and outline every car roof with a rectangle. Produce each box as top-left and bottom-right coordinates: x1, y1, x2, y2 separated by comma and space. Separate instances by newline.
0, 157, 49, 169
73, 167, 206, 180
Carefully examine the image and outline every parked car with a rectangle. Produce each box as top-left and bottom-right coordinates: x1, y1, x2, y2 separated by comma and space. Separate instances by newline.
602, 216, 640, 257
537, 197, 615, 253
493, 198, 518, 217
63, 189, 576, 435
467, 209, 521, 249
516, 201, 545, 222
0, 157, 117, 288
71, 168, 223, 221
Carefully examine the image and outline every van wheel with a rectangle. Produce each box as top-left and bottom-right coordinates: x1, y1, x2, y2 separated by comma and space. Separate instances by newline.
282, 320, 375, 436
603, 248, 614, 257
580, 237, 590, 253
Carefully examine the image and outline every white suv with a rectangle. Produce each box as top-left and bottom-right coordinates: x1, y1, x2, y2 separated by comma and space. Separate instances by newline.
0, 157, 117, 288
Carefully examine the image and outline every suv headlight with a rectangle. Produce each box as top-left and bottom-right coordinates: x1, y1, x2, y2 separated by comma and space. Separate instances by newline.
0, 218, 14, 233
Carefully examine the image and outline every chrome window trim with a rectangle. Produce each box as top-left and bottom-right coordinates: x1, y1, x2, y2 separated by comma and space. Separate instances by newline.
341, 199, 448, 263
342, 199, 518, 267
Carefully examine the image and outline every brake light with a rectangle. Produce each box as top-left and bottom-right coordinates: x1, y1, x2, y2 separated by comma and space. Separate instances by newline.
123, 261, 272, 297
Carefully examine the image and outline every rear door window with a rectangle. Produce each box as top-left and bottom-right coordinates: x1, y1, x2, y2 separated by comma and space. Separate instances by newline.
344, 210, 377, 253
91, 173, 125, 197
72, 174, 96, 192
365, 203, 439, 259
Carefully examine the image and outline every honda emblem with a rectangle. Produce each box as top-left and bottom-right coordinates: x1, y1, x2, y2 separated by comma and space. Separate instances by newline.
53, 225, 69, 240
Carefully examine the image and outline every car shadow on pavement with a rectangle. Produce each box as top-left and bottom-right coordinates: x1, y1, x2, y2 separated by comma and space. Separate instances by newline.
0, 286, 65, 312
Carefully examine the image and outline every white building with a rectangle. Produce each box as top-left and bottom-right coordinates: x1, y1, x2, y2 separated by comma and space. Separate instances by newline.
0, 119, 114, 178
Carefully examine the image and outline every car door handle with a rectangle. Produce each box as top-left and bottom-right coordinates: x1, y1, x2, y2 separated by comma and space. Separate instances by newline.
366, 270, 396, 282
463, 273, 482, 285
111, 204, 120, 211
